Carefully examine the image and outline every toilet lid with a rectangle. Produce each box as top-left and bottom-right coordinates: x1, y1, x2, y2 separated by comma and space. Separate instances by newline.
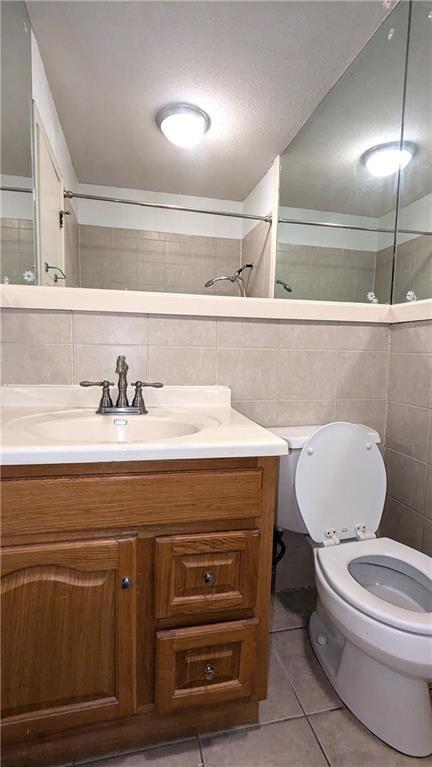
295, 422, 387, 544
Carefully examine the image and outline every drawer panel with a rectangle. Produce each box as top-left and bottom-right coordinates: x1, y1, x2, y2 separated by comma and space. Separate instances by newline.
155, 619, 258, 712
155, 530, 259, 619
2, 469, 262, 537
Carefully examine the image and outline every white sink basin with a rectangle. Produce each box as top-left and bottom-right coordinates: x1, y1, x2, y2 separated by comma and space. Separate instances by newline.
1, 386, 288, 465
9, 408, 218, 444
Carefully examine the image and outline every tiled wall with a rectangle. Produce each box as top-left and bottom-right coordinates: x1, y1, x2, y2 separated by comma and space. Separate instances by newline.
380, 321, 432, 558
65, 219, 275, 297
393, 234, 432, 303
78, 224, 242, 296
1, 310, 389, 437
275, 243, 377, 303
0, 218, 34, 285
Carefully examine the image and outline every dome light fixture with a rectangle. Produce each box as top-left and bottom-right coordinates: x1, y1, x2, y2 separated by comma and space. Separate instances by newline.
156, 104, 211, 148
361, 141, 416, 178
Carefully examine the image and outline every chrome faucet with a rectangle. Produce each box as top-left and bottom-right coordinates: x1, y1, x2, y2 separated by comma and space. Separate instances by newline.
204, 263, 253, 298
80, 355, 163, 415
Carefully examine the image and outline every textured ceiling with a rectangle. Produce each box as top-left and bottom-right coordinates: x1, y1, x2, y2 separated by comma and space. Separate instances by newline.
279, 0, 432, 218
26, 1, 390, 201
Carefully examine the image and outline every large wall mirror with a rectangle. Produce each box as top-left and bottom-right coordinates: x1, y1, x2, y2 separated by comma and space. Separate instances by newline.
1, 1, 430, 305
277, 0, 431, 305
393, 0, 432, 303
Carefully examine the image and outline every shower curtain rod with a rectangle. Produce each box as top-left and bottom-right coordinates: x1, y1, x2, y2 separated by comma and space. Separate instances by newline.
1, 186, 430, 236
278, 216, 416, 235
63, 190, 272, 223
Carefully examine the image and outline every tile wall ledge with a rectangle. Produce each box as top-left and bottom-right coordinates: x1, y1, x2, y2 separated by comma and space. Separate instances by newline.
1, 284, 431, 324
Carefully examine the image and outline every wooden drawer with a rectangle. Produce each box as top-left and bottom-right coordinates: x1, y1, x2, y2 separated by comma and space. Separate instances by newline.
155, 530, 259, 620
155, 618, 258, 712
2, 469, 262, 537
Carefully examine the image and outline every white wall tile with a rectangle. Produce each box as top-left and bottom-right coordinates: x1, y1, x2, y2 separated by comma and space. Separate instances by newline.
2, 309, 72, 345
149, 315, 216, 347
217, 349, 278, 400
2, 343, 72, 385
149, 346, 216, 385
73, 312, 148, 345
279, 351, 338, 400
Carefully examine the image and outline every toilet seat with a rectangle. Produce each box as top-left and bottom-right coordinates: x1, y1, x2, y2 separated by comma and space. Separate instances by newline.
317, 537, 432, 636
295, 422, 386, 545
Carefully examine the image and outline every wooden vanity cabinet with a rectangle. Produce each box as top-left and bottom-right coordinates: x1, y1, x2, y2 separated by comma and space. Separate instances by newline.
1, 456, 277, 767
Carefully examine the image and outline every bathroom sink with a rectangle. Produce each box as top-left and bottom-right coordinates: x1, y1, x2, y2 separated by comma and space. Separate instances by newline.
1, 386, 288, 464
8, 408, 215, 444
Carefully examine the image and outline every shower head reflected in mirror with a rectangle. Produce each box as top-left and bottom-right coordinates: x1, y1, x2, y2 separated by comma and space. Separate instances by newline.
204, 264, 253, 298
276, 278, 292, 293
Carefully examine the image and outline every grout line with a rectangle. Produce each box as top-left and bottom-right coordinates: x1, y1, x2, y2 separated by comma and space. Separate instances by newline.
75, 735, 199, 766
385, 446, 427, 466
306, 714, 332, 767
197, 735, 205, 767
270, 624, 308, 633
199, 711, 307, 743
385, 494, 428, 523
271, 642, 309, 718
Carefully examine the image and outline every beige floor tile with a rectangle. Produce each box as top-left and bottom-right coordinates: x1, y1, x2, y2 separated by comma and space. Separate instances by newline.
309, 708, 432, 766
259, 645, 302, 723
271, 588, 317, 631
200, 717, 327, 767
88, 737, 203, 766
272, 628, 341, 714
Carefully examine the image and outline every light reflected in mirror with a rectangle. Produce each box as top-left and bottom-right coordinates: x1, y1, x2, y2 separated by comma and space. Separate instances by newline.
393, 0, 432, 304
276, 0, 410, 304
0, 1, 34, 286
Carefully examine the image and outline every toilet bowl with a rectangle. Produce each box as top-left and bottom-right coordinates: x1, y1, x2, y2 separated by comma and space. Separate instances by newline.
270, 421, 432, 757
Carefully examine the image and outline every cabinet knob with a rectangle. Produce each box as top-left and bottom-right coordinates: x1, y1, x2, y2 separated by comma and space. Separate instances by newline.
121, 576, 133, 591
204, 663, 214, 681
203, 570, 215, 586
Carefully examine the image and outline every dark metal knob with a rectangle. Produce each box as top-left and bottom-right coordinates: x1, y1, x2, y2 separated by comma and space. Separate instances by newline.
204, 663, 214, 681
121, 576, 133, 591
203, 571, 215, 585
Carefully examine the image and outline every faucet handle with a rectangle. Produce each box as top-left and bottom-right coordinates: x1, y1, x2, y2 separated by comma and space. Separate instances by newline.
80, 380, 114, 387
80, 380, 114, 411
131, 381, 163, 390
131, 381, 163, 413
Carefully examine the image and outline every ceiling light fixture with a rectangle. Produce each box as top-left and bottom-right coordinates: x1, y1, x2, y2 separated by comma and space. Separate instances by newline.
361, 141, 416, 178
156, 104, 211, 148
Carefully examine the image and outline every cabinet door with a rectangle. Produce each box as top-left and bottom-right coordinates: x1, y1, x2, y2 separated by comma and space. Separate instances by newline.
1, 536, 137, 741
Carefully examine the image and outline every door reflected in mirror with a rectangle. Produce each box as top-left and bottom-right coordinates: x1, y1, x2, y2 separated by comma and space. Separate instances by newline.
0, 1, 34, 286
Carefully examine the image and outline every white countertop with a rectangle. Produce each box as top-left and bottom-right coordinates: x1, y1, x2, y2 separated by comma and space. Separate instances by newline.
1, 386, 288, 465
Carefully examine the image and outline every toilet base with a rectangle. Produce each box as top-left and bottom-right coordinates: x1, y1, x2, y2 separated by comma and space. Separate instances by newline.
309, 607, 432, 757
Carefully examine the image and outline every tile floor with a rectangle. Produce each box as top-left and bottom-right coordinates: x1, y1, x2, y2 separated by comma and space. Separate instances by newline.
79, 589, 432, 767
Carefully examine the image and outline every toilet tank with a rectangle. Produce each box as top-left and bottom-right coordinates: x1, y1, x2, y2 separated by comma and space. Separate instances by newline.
268, 424, 381, 533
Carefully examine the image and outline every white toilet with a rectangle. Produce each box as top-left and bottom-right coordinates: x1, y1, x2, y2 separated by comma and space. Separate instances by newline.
270, 421, 432, 757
